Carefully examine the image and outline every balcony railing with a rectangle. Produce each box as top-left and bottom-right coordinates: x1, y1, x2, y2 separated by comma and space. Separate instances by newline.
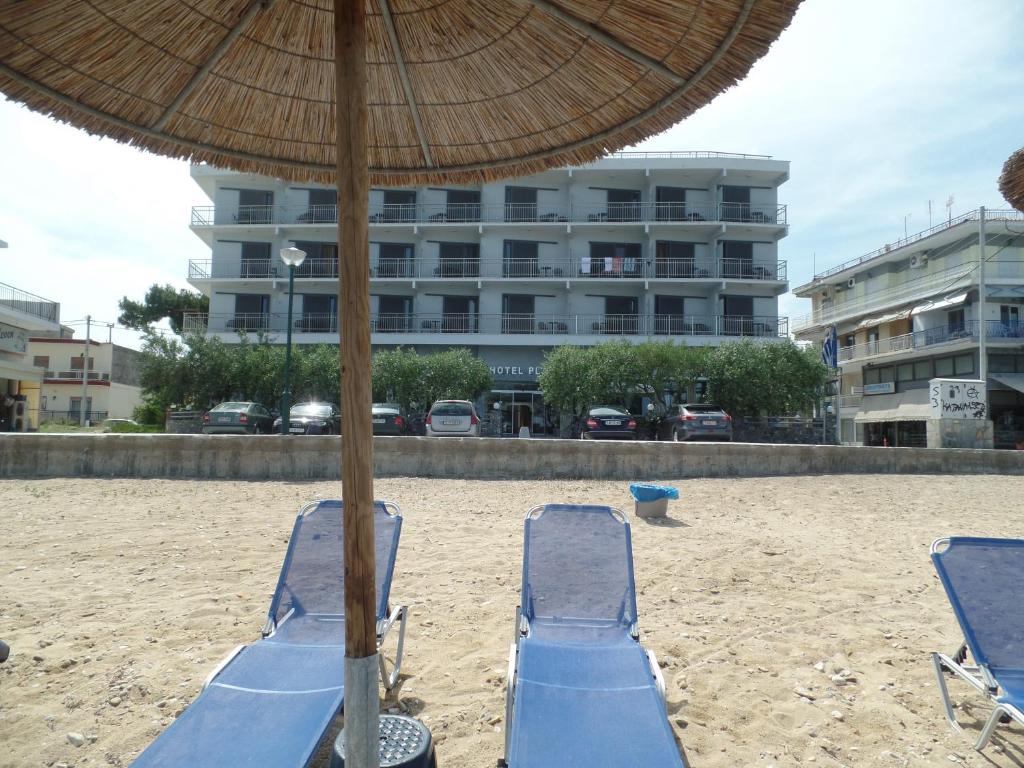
791, 262, 975, 332
838, 320, 1024, 363
0, 281, 60, 323
38, 410, 109, 424
43, 370, 111, 382
191, 201, 788, 228
183, 312, 787, 339
189, 257, 787, 282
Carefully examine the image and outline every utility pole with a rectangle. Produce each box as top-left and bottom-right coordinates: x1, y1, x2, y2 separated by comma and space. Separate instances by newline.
79, 315, 91, 427
978, 207, 988, 412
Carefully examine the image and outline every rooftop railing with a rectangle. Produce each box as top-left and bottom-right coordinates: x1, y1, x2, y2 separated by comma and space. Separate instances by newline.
811, 209, 1024, 281
182, 312, 788, 339
791, 262, 975, 332
188, 256, 787, 282
191, 201, 787, 228
0, 281, 60, 323
838, 320, 1024, 364
604, 150, 774, 160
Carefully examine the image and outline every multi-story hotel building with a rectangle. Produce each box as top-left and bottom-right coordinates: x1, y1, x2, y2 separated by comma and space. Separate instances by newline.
793, 209, 1024, 448
184, 151, 790, 435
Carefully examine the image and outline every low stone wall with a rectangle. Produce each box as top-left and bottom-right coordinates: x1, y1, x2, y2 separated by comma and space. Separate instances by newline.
1, 434, 1022, 480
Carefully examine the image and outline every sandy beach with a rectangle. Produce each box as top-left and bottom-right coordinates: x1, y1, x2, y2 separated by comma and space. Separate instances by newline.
2, 474, 1024, 767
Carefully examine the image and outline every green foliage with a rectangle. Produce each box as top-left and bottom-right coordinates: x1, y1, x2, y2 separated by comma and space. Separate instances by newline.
372, 348, 426, 411
132, 399, 166, 426
537, 345, 593, 417
109, 422, 161, 434
371, 347, 492, 411
704, 340, 827, 417
118, 284, 209, 335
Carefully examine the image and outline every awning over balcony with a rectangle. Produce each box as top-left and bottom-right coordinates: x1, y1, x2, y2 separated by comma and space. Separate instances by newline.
853, 389, 931, 423
911, 292, 968, 316
990, 374, 1024, 395
856, 306, 913, 329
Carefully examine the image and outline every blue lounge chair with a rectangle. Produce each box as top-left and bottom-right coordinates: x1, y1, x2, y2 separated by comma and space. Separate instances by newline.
131, 500, 407, 767
501, 504, 686, 768
931, 537, 1024, 751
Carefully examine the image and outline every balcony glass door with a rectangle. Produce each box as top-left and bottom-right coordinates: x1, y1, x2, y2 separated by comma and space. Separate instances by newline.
722, 241, 754, 278
234, 294, 270, 332
304, 188, 337, 223
589, 242, 642, 277
237, 189, 273, 224
441, 296, 477, 332
655, 187, 686, 221
292, 241, 338, 277
722, 295, 753, 336
382, 190, 416, 222
607, 189, 641, 222
502, 294, 535, 334
438, 242, 479, 277
721, 185, 751, 222
655, 241, 696, 278
377, 295, 412, 333
503, 240, 539, 277
240, 241, 272, 278
301, 294, 336, 332
654, 295, 685, 335
505, 186, 537, 222
446, 190, 481, 222
604, 296, 639, 334
377, 243, 414, 277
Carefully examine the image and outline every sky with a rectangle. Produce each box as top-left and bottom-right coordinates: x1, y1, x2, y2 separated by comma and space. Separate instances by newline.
1, 0, 1022, 348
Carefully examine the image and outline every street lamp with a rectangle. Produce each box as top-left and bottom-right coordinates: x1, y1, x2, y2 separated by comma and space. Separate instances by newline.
279, 245, 307, 434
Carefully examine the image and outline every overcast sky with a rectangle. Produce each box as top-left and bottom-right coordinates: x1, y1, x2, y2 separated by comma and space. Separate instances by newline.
1, 0, 1021, 347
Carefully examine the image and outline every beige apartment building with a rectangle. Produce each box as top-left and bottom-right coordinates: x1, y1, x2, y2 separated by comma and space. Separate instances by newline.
793, 209, 1024, 448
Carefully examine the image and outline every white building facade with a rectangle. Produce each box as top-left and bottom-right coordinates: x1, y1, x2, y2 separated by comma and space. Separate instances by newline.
793, 209, 1024, 448
0, 281, 61, 431
185, 151, 790, 435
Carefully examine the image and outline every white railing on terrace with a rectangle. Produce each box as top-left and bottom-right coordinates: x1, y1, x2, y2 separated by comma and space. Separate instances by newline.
838, 320, 1024, 364
190, 201, 787, 228
188, 257, 787, 282
812, 208, 1024, 281
182, 312, 788, 339
43, 370, 110, 382
0, 281, 60, 323
791, 262, 975, 332
605, 151, 773, 160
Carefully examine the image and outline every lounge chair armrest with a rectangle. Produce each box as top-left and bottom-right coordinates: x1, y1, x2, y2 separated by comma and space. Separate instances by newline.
504, 642, 518, 765
203, 644, 246, 690
646, 647, 667, 711
377, 604, 408, 691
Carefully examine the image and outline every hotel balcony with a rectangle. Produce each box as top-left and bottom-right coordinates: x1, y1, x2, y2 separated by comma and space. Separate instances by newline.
190, 201, 788, 230
838, 320, 1024, 365
0, 281, 60, 329
188, 256, 787, 283
182, 312, 788, 342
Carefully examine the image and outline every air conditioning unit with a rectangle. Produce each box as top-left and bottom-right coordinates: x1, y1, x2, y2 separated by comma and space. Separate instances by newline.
846, 277, 857, 288
835, 282, 847, 291
910, 253, 928, 269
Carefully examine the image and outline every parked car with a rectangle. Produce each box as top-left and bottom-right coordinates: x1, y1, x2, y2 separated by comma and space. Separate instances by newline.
660, 403, 733, 442
372, 403, 410, 436
580, 406, 637, 440
273, 402, 340, 434
202, 401, 275, 434
425, 400, 480, 437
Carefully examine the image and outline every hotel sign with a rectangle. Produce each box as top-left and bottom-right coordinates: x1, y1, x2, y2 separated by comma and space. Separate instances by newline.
0, 322, 27, 354
489, 365, 543, 378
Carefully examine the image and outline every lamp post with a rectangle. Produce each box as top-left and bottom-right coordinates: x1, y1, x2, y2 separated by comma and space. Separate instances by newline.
279, 245, 307, 434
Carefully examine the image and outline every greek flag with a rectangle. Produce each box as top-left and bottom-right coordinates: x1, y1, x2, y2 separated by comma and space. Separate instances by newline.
821, 325, 838, 369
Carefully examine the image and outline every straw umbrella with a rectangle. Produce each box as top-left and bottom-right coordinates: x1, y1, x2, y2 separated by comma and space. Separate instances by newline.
1000, 147, 1024, 213
0, 1, 799, 764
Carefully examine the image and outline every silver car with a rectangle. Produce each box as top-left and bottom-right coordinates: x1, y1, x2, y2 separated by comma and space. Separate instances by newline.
425, 400, 480, 437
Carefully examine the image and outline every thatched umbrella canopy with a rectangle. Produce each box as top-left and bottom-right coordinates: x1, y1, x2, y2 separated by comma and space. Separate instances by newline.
1000, 147, 1024, 213
0, 2, 799, 764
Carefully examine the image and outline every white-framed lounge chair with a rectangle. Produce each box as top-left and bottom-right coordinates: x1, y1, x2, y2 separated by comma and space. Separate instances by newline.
931, 536, 1024, 751
500, 503, 685, 768
130, 500, 407, 767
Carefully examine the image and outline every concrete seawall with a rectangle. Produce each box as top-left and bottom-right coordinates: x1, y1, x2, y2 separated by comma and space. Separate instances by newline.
1, 434, 1023, 480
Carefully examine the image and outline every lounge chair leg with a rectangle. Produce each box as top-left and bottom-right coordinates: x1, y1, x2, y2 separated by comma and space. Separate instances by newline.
504, 642, 518, 765
932, 653, 962, 731
976, 705, 1005, 751
377, 605, 408, 691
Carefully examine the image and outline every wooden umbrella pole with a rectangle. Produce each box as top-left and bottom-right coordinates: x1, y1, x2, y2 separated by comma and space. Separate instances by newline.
335, 1, 379, 767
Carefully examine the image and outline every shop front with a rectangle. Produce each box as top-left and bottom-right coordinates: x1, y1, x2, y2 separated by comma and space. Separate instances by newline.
476, 347, 554, 436
853, 387, 931, 447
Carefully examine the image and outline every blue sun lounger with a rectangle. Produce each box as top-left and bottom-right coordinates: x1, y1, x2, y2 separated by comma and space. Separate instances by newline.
501, 504, 686, 768
131, 500, 407, 767
931, 537, 1024, 751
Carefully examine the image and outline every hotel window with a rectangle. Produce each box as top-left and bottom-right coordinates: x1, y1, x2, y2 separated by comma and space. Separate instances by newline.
382, 190, 416, 222
505, 187, 537, 222
1001, 305, 1020, 326
240, 241, 272, 278
503, 240, 540, 277
437, 242, 480, 277
954, 354, 974, 375
947, 308, 965, 333
721, 241, 754, 278
934, 357, 955, 377
913, 360, 932, 380
843, 334, 855, 348
864, 368, 880, 385
70, 356, 95, 370
877, 366, 895, 383
654, 241, 696, 278
376, 243, 414, 277
654, 187, 687, 221
236, 189, 273, 224
33, 355, 49, 368
897, 363, 914, 381
606, 189, 641, 222
721, 185, 751, 221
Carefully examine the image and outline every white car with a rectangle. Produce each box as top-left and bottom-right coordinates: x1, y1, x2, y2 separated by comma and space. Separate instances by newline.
425, 400, 480, 437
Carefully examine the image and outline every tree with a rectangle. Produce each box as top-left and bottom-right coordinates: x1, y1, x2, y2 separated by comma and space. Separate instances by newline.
118, 284, 209, 335
421, 348, 493, 405
372, 348, 426, 411
704, 340, 827, 417
538, 345, 594, 418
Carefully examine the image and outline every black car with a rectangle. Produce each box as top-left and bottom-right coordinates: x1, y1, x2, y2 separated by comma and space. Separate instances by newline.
273, 402, 341, 435
580, 406, 637, 440
372, 403, 409, 436
202, 401, 275, 434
